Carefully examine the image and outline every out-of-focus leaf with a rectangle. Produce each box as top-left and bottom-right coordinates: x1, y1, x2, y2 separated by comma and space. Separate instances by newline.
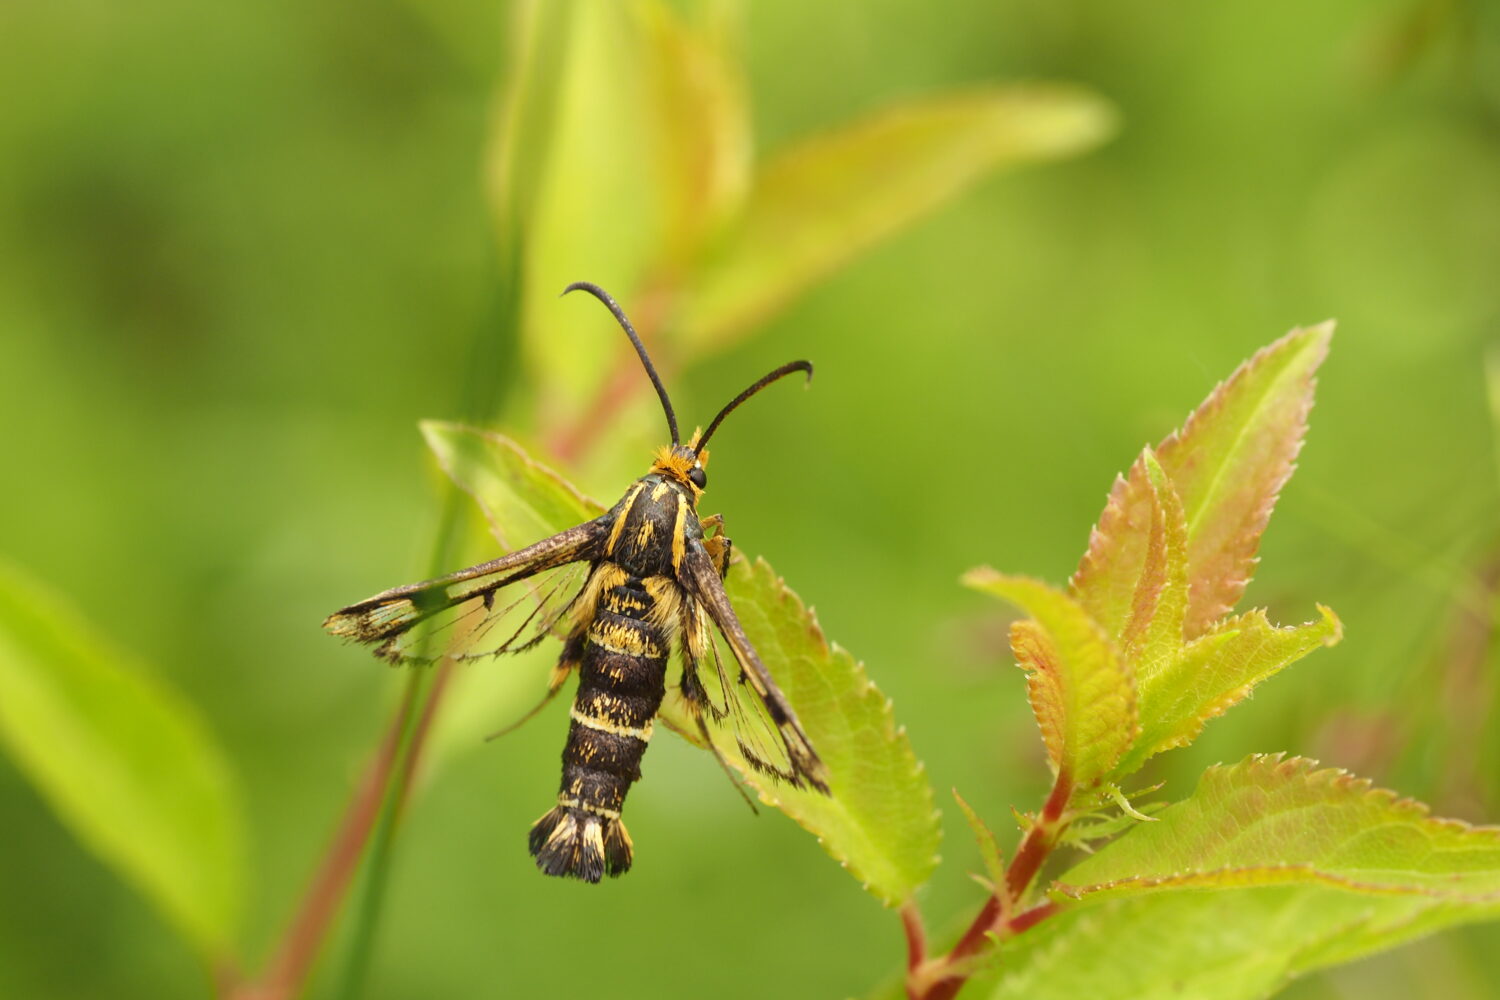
485, 0, 573, 254
636, 0, 752, 270
660, 557, 939, 906
678, 84, 1118, 349
1116, 606, 1342, 776
1154, 322, 1334, 636
962, 571, 1136, 810
423, 425, 938, 904
421, 420, 604, 548
1070, 448, 1189, 672
982, 756, 1500, 1000
517, 0, 670, 415
1485, 345, 1500, 486
511, 0, 756, 423
0, 560, 245, 960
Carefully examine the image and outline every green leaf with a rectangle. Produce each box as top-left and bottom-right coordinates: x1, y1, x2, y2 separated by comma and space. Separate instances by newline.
663, 557, 940, 905
485, 0, 574, 251
421, 420, 605, 546
679, 83, 1118, 349
516, 0, 673, 411
0, 559, 245, 960
422, 424, 939, 904
1057, 754, 1500, 899
508, 0, 758, 416
635, 0, 752, 270
983, 756, 1500, 1000
1116, 605, 1342, 776
1156, 322, 1334, 636
1070, 447, 1189, 672
962, 571, 1136, 810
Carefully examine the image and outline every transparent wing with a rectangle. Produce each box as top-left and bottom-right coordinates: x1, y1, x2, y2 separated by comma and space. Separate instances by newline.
325, 517, 608, 665
676, 542, 830, 793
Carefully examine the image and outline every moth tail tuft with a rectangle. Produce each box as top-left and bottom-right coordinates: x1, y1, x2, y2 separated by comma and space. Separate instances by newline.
528, 806, 633, 882
603, 815, 634, 875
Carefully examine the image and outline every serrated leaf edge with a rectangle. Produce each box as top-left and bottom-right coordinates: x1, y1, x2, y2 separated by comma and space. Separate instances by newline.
1053, 865, 1500, 903
1054, 753, 1500, 902
963, 568, 1140, 798
742, 558, 942, 905
1157, 323, 1334, 634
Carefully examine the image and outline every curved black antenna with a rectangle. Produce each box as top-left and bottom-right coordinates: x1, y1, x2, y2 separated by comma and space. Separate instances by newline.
560, 281, 679, 446
694, 360, 813, 456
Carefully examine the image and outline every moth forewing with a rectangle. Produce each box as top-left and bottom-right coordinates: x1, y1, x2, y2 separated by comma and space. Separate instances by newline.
323, 517, 608, 663
678, 543, 831, 793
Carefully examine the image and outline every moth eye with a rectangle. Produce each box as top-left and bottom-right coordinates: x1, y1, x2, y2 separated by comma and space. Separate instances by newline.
688, 466, 707, 489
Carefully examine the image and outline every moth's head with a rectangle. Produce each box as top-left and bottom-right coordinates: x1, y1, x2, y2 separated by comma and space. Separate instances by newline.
560, 281, 813, 498
652, 438, 710, 498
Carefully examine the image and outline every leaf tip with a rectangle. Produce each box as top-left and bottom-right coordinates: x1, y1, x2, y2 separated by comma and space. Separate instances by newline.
1314, 603, 1344, 646
961, 565, 1001, 591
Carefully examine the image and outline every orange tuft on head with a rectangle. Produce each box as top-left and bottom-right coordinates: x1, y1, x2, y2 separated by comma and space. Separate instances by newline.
651, 432, 709, 497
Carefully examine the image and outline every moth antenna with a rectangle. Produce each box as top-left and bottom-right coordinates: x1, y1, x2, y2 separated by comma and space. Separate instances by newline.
561, 281, 680, 446
694, 360, 813, 456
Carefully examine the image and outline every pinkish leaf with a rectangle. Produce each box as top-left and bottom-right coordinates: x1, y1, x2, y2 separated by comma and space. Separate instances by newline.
1071, 447, 1189, 669
1157, 323, 1334, 635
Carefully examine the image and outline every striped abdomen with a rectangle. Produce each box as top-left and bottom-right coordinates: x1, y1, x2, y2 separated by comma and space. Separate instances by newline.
528, 571, 668, 881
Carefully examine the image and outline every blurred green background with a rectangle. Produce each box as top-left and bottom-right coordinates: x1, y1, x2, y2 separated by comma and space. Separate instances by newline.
2, 0, 1499, 997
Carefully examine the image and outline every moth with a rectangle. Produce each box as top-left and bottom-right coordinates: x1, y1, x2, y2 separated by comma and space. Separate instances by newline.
325, 281, 830, 882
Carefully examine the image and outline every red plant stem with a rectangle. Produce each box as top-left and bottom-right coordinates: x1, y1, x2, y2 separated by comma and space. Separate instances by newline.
233, 683, 417, 1000
548, 355, 643, 466
1006, 771, 1070, 901
913, 772, 1074, 1000
943, 895, 1003, 973
396, 659, 457, 814
1007, 900, 1059, 936
902, 900, 928, 975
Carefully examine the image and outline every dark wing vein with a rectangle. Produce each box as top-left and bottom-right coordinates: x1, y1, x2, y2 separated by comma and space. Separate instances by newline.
678, 541, 830, 793
324, 516, 609, 664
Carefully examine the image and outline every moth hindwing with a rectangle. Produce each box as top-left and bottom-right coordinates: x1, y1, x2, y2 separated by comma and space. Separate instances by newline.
324, 281, 830, 882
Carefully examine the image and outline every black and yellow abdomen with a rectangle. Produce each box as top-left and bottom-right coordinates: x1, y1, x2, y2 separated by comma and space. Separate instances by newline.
528, 571, 671, 881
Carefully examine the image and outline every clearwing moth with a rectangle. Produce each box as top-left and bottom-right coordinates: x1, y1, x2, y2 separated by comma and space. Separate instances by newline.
325, 282, 831, 882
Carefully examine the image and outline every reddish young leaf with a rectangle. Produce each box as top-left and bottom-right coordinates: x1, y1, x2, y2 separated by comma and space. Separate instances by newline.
1158, 323, 1334, 635
1072, 323, 1333, 640
1071, 448, 1189, 670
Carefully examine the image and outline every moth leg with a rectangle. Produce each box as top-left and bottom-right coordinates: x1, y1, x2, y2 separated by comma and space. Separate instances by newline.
700, 514, 733, 579
484, 629, 585, 741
